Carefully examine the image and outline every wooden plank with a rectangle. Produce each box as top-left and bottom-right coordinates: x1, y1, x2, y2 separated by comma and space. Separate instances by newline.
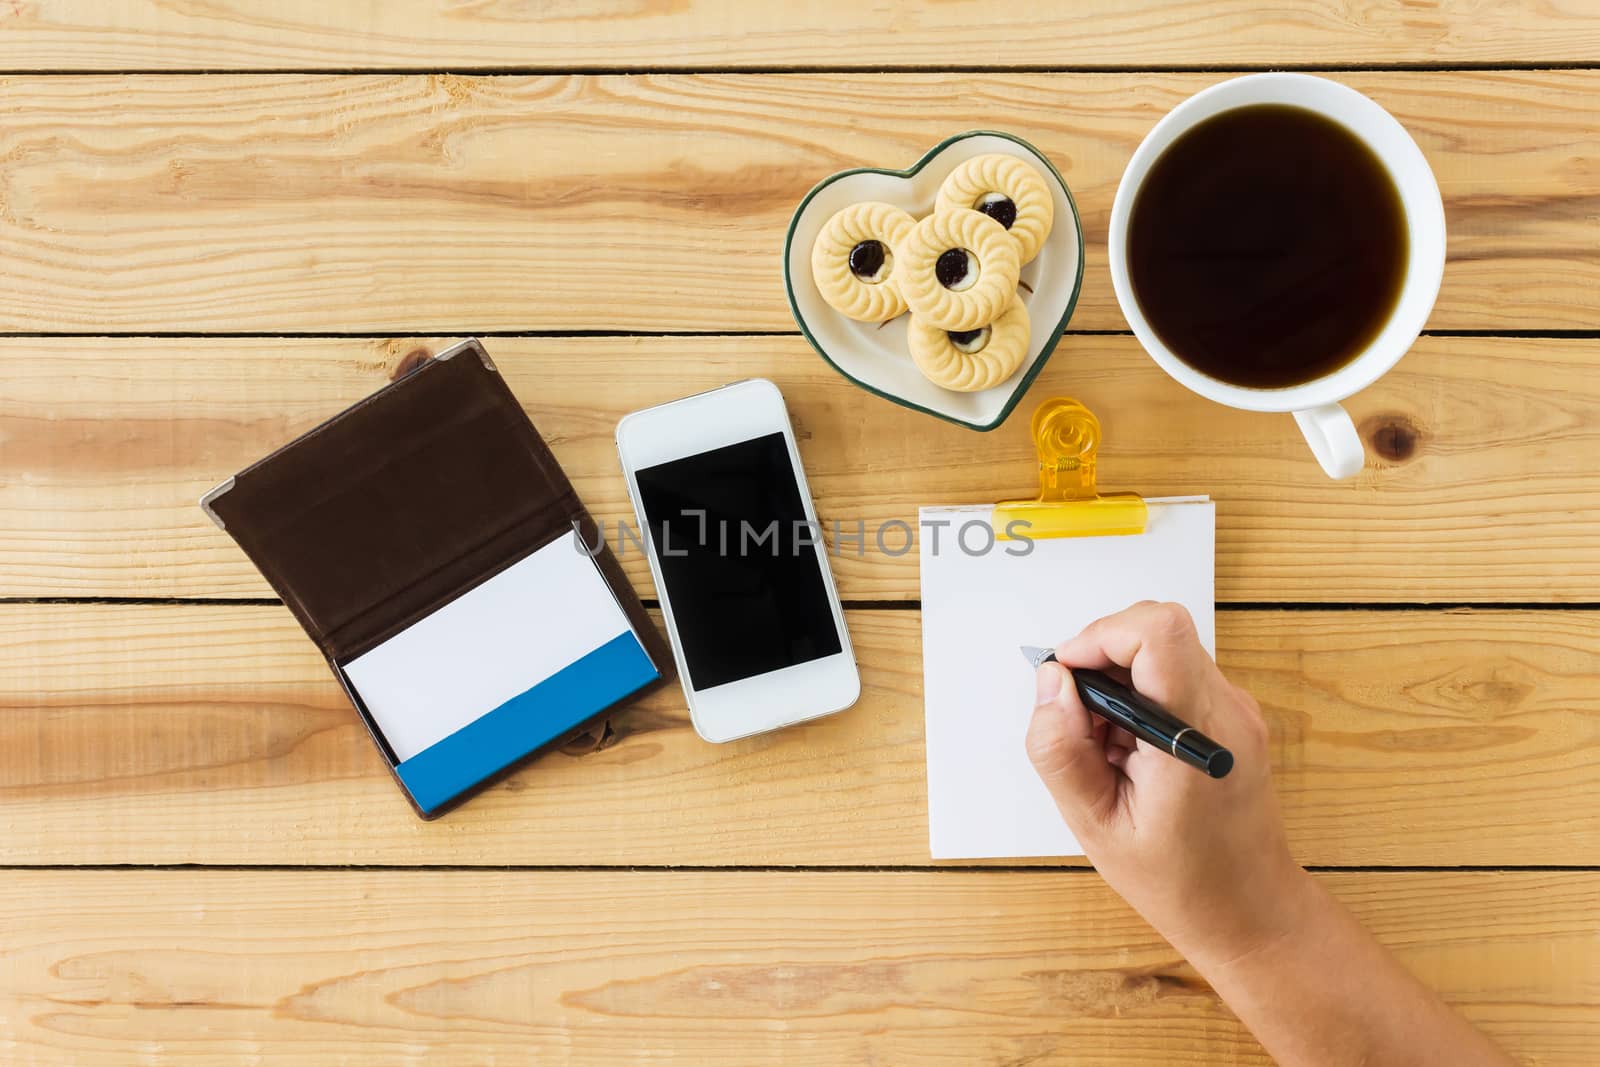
0, 72, 1594, 332
8, 1, 1600, 71
2, 603, 1595, 867
4, 335, 1598, 602
0, 869, 1592, 1065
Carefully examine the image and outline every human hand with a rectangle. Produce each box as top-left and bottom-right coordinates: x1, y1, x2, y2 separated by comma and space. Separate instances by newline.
1025, 601, 1312, 966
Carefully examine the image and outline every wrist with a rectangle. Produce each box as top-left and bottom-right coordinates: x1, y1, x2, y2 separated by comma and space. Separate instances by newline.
1170, 864, 1323, 978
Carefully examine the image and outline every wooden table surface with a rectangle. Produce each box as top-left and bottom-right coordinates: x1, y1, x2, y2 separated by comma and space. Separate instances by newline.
3, 4, 1598, 1064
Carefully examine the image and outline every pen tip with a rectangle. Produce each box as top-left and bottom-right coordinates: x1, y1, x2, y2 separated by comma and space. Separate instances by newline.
1020, 645, 1051, 667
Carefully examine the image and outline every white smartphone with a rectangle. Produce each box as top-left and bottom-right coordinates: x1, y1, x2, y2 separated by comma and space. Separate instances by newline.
616, 379, 860, 742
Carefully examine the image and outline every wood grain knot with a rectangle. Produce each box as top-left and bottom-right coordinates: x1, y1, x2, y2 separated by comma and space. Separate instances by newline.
1023, 966, 1211, 1015
560, 718, 618, 755
390, 347, 433, 381
1361, 413, 1424, 463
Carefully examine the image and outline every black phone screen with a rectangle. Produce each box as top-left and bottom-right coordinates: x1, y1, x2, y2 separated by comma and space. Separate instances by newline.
634, 432, 843, 691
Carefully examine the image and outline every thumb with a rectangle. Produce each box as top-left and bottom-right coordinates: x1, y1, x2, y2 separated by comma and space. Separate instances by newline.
1025, 662, 1121, 829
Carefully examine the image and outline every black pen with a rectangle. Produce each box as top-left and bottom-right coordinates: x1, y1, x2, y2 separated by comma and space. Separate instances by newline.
1021, 646, 1234, 779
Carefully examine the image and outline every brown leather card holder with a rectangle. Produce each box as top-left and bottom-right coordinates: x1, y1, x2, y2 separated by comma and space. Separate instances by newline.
202, 338, 669, 818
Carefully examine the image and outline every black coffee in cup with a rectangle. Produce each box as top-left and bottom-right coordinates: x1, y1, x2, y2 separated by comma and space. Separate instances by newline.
1126, 104, 1409, 389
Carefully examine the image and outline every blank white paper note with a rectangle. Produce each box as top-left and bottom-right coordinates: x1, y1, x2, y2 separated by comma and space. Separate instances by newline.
343, 538, 636, 763
919, 499, 1215, 859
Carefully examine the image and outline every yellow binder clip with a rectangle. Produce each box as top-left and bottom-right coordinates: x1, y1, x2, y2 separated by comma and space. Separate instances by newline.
994, 398, 1148, 539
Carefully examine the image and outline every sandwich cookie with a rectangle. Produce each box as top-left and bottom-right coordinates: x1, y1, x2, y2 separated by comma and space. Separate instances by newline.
935, 153, 1055, 265
908, 298, 1031, 392
809, 201, 917, 322
898, 208, 1021, 332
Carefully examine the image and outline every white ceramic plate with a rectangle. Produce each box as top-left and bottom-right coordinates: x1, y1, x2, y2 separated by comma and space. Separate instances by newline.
784, 131, 1085, 431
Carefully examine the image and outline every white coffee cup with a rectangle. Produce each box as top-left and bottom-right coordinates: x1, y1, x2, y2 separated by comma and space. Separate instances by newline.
1107, 74, 1446, 479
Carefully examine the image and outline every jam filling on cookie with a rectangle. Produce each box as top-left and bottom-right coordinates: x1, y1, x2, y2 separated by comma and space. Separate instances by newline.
935, 248, 978, 291
947, 326, 991, 354
975, 192, 1018, 230
848, 240, 892, 283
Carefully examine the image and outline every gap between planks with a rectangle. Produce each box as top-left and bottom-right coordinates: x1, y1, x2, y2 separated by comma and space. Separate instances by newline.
0, 863, 1594, 873
7, 63, 1600, 77
2, 329, 1600, 339
6, 598, 1600, 612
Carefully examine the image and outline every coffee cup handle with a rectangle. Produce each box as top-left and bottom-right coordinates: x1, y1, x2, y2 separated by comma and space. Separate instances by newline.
1293, 404, 1365, 479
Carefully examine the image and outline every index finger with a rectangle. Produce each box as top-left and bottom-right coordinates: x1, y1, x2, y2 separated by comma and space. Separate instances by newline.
1054, 601, 1219, 704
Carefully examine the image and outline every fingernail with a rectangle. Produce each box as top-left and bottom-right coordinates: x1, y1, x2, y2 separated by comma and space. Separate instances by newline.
1035, 663, 1062, 704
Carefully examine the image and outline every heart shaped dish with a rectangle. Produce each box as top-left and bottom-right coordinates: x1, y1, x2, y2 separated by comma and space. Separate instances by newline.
784, 131, 1084, 432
